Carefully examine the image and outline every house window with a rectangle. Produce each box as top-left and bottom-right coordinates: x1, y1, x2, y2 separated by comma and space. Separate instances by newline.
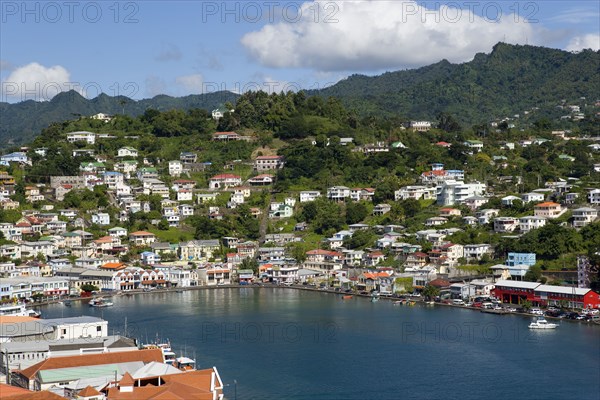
62, 329, 67, 335
97, 326, 102, 332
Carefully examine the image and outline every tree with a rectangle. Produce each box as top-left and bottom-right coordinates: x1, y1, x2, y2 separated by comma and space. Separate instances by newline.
422, 285, 440, 300
240, 257, 259, 275
523, 265, 542, 282
345, 202, 368, 224
80, 284, 99, 293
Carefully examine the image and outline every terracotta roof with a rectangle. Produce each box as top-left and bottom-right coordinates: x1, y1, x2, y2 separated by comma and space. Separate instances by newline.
77, 385, 102, 397
0, 316, 38, 324
211, 174, 241, 180
120, 372, 135, 387
130, 231, 155, 236
255, 155, 282, 160
0, 383, 32, 398
428, 278, 451, 288
101, 262, 126, 270
19, 349, 163, 379
535, 202, 560, 207
0, 387, 66, 400
107, 369, 218, 400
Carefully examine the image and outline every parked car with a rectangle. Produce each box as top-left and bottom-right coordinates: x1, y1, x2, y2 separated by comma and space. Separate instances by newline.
530, 308, 544, 315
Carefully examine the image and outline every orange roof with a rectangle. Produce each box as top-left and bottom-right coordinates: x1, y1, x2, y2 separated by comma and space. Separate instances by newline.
0, 383, 32, 398
77, 385, 102, 397
0, 316, 38, 324
120, 372, 135, 387
0, 386, 65, 400
130, 231, 155, 236
18, 349, 163, 379
107, 369, 218, 400
94, 236, 113, 244
101, 262, 126, 270
211, 174, 241, 180
255, 155, 281, 160
535, 202, 560, 207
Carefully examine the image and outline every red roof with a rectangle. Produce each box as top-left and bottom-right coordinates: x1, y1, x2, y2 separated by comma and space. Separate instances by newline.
211, 174, 241, 180
130, 231, 155, 236
78, 385, 102, 397
255, 155, 282, 160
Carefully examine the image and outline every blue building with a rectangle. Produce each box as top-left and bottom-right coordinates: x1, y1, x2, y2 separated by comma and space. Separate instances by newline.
506, 252, 536, 267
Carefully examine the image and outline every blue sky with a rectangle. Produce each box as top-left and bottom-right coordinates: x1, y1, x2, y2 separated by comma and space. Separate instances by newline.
1, 0, 598, 103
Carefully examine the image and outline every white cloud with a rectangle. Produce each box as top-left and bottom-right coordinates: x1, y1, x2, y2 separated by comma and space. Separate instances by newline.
1, 62, 77, 102
241, 0, 537, 71
566, 33, 600, 51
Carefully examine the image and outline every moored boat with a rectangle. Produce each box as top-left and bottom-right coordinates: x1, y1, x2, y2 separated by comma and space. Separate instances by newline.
342, 295, 353, 300
529, 317, 558, 329
0, 304, 40, 318
89, 298, 114, 307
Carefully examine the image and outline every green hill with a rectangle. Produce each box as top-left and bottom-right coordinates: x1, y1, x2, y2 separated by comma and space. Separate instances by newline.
310, 43, 600, 123
0, 90, 239, 148
2, 43, 598, 149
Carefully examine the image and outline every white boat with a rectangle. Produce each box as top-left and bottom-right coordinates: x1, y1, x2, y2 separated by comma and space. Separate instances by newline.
528, 317, 558, 329
89, 298, 114, 307
0, 304, 40, 318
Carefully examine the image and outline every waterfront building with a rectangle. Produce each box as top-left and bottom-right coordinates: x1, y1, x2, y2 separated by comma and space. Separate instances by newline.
492, 280, 600, 308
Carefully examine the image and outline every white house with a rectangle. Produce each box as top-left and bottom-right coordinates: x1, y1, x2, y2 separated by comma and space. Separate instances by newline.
300, 191, 321, 203
534, 202, 566, 219
463, 244, 493, 261
521, 192, 545, 203
253, 155, 284, 171
168, 160, 183, 177
327, 186, 351, 201
117, 147, 138, 158
410, 121, 431, 132
519, 215, 546, 233
572, 207, 598, 228
209, 174, 242, 189
493, 217, 519, 233
66, 131, 96, 144
588, 189, 600, 205
91, 213, 110, 226
437, 181, 486, 206
395, 186, 436, 201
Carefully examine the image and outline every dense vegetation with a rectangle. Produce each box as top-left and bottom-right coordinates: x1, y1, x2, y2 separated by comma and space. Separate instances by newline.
2, 43, 599, 148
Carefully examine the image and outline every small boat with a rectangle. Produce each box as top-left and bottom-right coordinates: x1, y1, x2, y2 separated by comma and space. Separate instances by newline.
392, 300, 403, 305
89, 298, 114, 307
407, 301, 416, 306
63, 300, 72, 307
529, 317, 558, 329
174, 356, 196, 371
0, 304, 40, 318
426, 301, 435, 306
371, 292, 380, 302
342, 295, 353, 300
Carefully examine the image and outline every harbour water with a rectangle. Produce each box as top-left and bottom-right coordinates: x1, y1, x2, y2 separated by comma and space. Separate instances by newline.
41, 288, 600, 400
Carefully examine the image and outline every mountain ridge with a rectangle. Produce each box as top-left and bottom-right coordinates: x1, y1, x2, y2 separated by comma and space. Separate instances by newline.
1, 42, 598, 148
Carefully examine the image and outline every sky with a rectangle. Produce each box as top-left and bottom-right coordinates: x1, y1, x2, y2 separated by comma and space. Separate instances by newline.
1, 0, 599, 103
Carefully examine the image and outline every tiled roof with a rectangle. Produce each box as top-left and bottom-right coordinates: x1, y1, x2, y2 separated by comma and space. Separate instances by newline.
19, 348, 163, 379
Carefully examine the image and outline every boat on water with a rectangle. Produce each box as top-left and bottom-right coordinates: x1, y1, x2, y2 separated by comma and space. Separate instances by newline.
173, 356, 196, 371
63, 300, 72, 307
89, 298, 114, 307
392, 300, 403, 305
426, 301, 435, 305
529, 317, 558, 329
371, 292, 380, 302
0, 304, 40, 318
342, 295, 353, 300
481, 307, 508, 315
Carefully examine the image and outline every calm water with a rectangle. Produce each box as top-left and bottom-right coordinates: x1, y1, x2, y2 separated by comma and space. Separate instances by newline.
41, 289, 600, 400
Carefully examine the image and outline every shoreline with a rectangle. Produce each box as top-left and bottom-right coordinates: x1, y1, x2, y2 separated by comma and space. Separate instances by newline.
28, 284, 600, 326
